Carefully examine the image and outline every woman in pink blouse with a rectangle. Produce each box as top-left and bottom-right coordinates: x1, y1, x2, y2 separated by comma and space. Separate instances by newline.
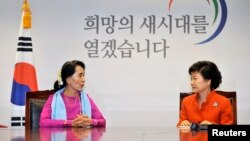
40, 60, 106, 127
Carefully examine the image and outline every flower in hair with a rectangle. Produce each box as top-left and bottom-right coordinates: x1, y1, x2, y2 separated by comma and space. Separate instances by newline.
57, 71, 63, 87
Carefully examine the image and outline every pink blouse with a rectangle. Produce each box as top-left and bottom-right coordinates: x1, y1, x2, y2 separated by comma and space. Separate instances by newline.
40, 93, 106, 127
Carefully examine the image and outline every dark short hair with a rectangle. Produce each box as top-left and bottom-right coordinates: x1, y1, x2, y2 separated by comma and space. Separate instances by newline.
54, 60, 85, 91
189, 60, 222, 90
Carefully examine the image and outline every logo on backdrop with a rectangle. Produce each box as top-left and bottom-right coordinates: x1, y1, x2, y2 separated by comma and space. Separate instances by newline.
168, 0, 228, 45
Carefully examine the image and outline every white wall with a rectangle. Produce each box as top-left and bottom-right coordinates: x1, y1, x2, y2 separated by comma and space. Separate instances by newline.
0, 0, 250, 127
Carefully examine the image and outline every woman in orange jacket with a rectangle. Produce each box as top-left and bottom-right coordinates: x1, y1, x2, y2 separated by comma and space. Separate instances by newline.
177, 61, 233, 127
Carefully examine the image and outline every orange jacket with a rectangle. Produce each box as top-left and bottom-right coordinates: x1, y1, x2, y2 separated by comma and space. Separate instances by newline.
177, 91, 233, 126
